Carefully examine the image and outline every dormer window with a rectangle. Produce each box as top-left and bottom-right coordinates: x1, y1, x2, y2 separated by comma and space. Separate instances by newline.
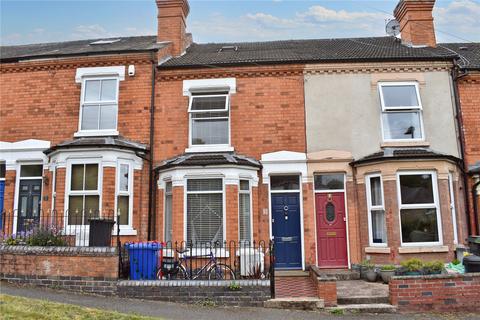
189, 92, 230, 146
379, 82, 424, 141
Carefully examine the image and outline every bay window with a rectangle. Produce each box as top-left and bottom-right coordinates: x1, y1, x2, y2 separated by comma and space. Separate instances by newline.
379, 82, 424, 141
188, 93, 229, 147
68, 163, 100, 225
116, 162, 132, 226
186, 178, 224, 244
365, 174, 387, 245
239, 180, 252, 243
164, 181, 173, 242
397, 172, 441, 245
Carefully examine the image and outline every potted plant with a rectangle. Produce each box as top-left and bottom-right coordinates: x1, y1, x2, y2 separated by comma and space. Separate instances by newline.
362, 260, 377, 282
400, 258, 424, 276
423, 261, 444, 275
380, 265, 396, 283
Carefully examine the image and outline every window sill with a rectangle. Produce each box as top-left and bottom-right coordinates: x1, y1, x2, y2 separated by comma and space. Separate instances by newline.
74, 130, 119, 138
185, 145, 234, 153
381, 141, 430, 148
365, 246, 391, 254
113, 228, 137, 236
398, 245, 448, 254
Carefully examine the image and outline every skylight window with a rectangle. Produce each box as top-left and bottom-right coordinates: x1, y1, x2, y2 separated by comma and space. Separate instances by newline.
218, 46, 238, 52
90, 39, 121, 45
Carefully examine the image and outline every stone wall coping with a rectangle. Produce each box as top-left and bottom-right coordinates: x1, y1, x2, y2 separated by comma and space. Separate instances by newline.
391, 272, 480, 281
309, 265, 337, 281
118, 280, 270, 287
0, 245, 117, 256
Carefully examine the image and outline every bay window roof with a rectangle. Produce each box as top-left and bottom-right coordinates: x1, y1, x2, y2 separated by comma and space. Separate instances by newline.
155, 152, 262, 171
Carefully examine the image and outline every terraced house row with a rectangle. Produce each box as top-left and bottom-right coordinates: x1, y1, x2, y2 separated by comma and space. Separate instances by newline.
1, 0, 479, 269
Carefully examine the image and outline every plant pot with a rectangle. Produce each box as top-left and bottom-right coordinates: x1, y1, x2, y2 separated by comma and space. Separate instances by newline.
380, 270, 395, 283
404, 271, 422, 276
365, 269, 377, 282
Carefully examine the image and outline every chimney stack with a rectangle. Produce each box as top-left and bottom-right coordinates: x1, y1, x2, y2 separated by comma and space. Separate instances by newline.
156, 0, 191, 56
394, 0, 436, 47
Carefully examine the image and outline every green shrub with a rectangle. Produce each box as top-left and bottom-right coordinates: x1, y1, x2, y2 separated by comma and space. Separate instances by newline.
423, 261, 444, 274
400, 258, 424, 272
360, 259, 375, 270
452, 259, 461, 265
25, 226, 67, 247
380, 264, 396, 271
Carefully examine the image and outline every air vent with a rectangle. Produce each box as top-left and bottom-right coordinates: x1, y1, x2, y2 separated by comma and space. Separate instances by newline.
459, 46, 468, 51
90, 39, 121, 45
218, 46, 238, 52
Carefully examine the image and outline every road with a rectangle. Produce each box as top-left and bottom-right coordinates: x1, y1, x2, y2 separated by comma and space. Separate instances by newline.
1, 282, 479, 320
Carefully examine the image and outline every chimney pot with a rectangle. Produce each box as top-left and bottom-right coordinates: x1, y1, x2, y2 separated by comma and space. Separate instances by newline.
393, 0, 436, 47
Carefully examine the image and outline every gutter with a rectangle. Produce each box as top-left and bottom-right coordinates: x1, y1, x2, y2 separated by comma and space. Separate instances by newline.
147, 52, 157, 241
451, 59, 475, 236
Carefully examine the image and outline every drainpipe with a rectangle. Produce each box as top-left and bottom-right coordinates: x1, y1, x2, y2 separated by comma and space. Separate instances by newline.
147, 53, 157, 241
450, 60, 473, 236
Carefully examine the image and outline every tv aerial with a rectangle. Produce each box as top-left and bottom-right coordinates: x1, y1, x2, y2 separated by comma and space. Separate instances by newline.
385, 19, 400, 37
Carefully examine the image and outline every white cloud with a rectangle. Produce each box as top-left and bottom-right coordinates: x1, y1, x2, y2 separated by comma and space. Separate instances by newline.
434, 0, 480, 42
297, 6, 385, 23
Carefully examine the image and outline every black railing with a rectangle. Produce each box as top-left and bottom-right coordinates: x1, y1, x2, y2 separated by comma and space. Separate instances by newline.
0, 209, 117, 247
119, 240, 275, 286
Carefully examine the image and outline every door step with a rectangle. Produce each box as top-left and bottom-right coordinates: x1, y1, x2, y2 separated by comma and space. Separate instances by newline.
275, 270, 309, 277
316, 269, 360, 281
264, 298, 324, 311
338, 296, 389, 305
327, 304, 397, 314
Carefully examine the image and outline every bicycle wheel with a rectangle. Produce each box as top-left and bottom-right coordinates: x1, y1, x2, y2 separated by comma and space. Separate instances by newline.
208, 263, 236, 280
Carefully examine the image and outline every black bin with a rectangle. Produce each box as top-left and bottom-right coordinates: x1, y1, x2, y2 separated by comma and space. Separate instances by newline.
463, 254, 480, 273
88, 218, 115, 246
468, 236, 480, 256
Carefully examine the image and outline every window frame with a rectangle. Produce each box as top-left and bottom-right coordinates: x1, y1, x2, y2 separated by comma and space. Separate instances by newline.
65, 159, 102, 227
396, 170, 443, 247
378, 82, 425, 142
187, 93, 231, 151
184, 177, 226, 244
238, 179, 253, 244
164, 180, 173, 243
365, 173, 387, 247
313, 173, 345, 193
114, 160, 134, 230
76, 76, 120, 136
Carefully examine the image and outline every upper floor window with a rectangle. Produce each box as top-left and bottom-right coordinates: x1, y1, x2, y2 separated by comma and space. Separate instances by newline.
188, 92, 230, 146
379, 82, 424, 141
80, 78, 119, 132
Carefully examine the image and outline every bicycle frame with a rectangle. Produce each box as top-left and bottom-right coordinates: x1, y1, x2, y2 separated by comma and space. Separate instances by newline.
179, 250, 217, 280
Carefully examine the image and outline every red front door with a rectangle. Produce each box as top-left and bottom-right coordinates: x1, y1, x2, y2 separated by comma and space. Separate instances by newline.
316, 192, 348, 268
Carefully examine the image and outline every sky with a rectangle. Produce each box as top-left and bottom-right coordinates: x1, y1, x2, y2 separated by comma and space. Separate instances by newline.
1, 0, 479, 46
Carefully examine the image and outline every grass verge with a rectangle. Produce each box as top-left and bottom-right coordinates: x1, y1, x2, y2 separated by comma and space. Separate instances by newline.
0, 294, 161, 320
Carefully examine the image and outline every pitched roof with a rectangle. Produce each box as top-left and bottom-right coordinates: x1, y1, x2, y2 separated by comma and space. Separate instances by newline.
439, 43, 480, 70
155, 152, 262, 171
44, 136, 148, 155
160, 37, 456, 68
351, 148, 460, 165
0, 36, 161, 62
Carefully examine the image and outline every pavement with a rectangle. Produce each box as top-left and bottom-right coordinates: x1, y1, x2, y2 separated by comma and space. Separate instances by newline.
1, 281, 480, 320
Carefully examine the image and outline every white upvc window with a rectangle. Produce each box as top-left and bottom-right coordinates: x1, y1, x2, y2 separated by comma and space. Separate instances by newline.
186, 178, 224, 244
164, 181, 173, 242
365, 174, 387, 246
66, 161, 102, 225
188, 92, 230, 149
396, 171, 442, 246
77, 77, 119, 136
239, 180, 253, 244
379, 82, 424, 141
115, 161, 133, 228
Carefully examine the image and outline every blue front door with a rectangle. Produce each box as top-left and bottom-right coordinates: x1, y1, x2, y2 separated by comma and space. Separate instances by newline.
271, 193, 302, 269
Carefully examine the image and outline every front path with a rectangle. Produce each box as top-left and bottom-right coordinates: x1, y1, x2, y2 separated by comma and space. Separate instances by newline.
1, 282, 479, 320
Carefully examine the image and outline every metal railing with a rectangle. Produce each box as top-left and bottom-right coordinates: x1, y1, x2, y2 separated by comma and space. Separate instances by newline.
119, 240, 275, 287
0, 209, 117, 247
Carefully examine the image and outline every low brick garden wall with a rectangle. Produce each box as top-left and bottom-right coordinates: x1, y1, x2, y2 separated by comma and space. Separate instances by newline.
0, 245, 118, 295
309, 266, 337, 306
118, 280, 271, 307
389, 273, 480, 312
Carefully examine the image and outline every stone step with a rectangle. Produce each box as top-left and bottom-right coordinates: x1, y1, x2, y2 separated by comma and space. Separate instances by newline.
327, 303, 397, 314
264, 298, 324, 311
315, 269, 360, 281
338, 295, 390, 305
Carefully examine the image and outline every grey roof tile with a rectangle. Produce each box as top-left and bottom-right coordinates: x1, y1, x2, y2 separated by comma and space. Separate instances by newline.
155, 152, 262, 171
438, 43, 480, 70
351, 148, 460, 165
45, 136, 148, 155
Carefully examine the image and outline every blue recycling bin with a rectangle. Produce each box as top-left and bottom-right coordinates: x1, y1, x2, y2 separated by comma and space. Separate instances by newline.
125, 242, 162, 280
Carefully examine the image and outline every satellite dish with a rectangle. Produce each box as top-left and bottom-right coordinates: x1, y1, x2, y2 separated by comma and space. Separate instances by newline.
386, 19, 400, 37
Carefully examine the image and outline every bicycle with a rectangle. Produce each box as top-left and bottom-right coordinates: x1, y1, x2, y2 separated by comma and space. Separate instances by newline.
157, 247, 236, 280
